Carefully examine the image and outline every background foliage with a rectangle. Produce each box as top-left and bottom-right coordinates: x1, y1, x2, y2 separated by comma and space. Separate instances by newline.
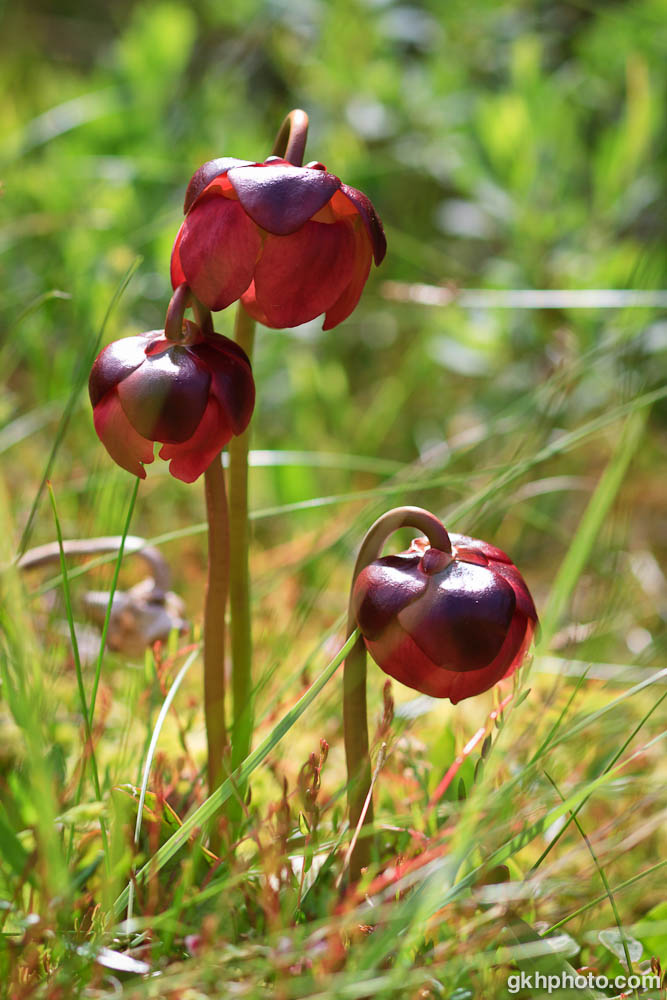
1, 0, 666, 997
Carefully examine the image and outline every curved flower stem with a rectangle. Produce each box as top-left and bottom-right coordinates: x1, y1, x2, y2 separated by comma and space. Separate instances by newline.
164, 282, 192, 341
166, 284, 215, 342
272, 109, 309, 167
192, 295, 214, 336
203, 454, 230, 815
228, 303, 256, 814
344, 507, 450, 882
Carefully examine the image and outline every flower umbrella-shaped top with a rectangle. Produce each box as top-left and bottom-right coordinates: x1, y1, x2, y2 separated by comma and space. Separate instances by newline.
353, 533, 538, 704
171, 156, 386, 330
89, 324, 255, 483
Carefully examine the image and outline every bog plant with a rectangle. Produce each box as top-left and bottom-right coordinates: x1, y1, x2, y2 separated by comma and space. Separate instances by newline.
88, 110, 536, 873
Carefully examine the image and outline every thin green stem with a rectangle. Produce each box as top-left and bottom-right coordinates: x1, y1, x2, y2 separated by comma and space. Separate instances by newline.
228, 305, 256, 790
344, 507, 450, 881
203, 455, 230, 801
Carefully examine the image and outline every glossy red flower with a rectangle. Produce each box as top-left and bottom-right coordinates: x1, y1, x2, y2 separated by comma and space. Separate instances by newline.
352, 532, 538, 704
89, 324, 254, 483
170, 156, 386, 330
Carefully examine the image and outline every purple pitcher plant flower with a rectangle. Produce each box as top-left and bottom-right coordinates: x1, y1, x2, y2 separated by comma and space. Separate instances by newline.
352, 531, 538, 704
170, 156, 386, 329
89, 322, 254, 483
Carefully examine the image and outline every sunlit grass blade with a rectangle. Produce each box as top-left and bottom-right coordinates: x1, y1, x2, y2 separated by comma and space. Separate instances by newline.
17, 256, 142, 556
0, 480, 69, 903
355, 732, 667, 977
47, 482, 110, 875
111, 630, 359, 918
544, 771, 636, 980
530, 687, 667, 872
546, 859, 667, 934
126, 646, 198, 922
88, 476, 140, 720
538, 409, 648, 644
504, 915, 607, 999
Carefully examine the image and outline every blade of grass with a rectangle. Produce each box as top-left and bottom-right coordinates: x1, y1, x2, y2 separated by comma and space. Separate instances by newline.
0, 481, 69, 901
111, 629, 359, 918
530, 687, 667, 872
126, 646, 198, 922
544, 771, 637, 988
357, 732, 667, 974
504, 915, 608, 1000
538, 409, 648, 644
47, 483, 110, 876
88, 476, 140, 720
545, 859, 667, 933
17, 256, 142, 556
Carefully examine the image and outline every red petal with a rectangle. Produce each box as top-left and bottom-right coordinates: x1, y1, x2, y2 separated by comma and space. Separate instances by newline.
178, 196, 261, 311
444, 612, 528, 702
492, 563, 539, 624
337, 184, 386, 264
92, 391, 154, 479
451, 547, 488, 567
192, 340, 255, 436
170, 223, 186, 289
365, 611, 530, 704
158, 397, 232, 483
240, 281, 270, 326
322, 223, 372, 330
228, 163, 341, 235
253, 221, 356, 328
365, 624, 466, 699
499, 615, 535, 680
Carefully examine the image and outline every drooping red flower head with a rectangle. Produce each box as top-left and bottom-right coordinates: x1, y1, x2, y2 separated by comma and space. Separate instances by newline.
89, 323, 255, 483
170, 156, 386, 330
353, 532, 538, 704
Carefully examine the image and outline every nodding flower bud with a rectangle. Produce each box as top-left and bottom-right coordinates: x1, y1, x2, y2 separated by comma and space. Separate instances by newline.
352, 532, 538, 704
171, 156, 386, 330
89, 324, 254, 483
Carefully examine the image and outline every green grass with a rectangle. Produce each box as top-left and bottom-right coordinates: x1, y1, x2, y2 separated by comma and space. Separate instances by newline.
1, 0, 666, 996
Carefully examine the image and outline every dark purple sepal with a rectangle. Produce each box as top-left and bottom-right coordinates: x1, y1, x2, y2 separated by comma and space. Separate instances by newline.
198, 330, 252, 367
398, 561, 516, 672
192, 341, 255, 436
492, 562, 539, 623
184, 157, 256, 213
339, 183, 387, 265
117, 345, 210, 443
353, 554, 426, 641
228, 164, 342, 235
88, 334, 153, 408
